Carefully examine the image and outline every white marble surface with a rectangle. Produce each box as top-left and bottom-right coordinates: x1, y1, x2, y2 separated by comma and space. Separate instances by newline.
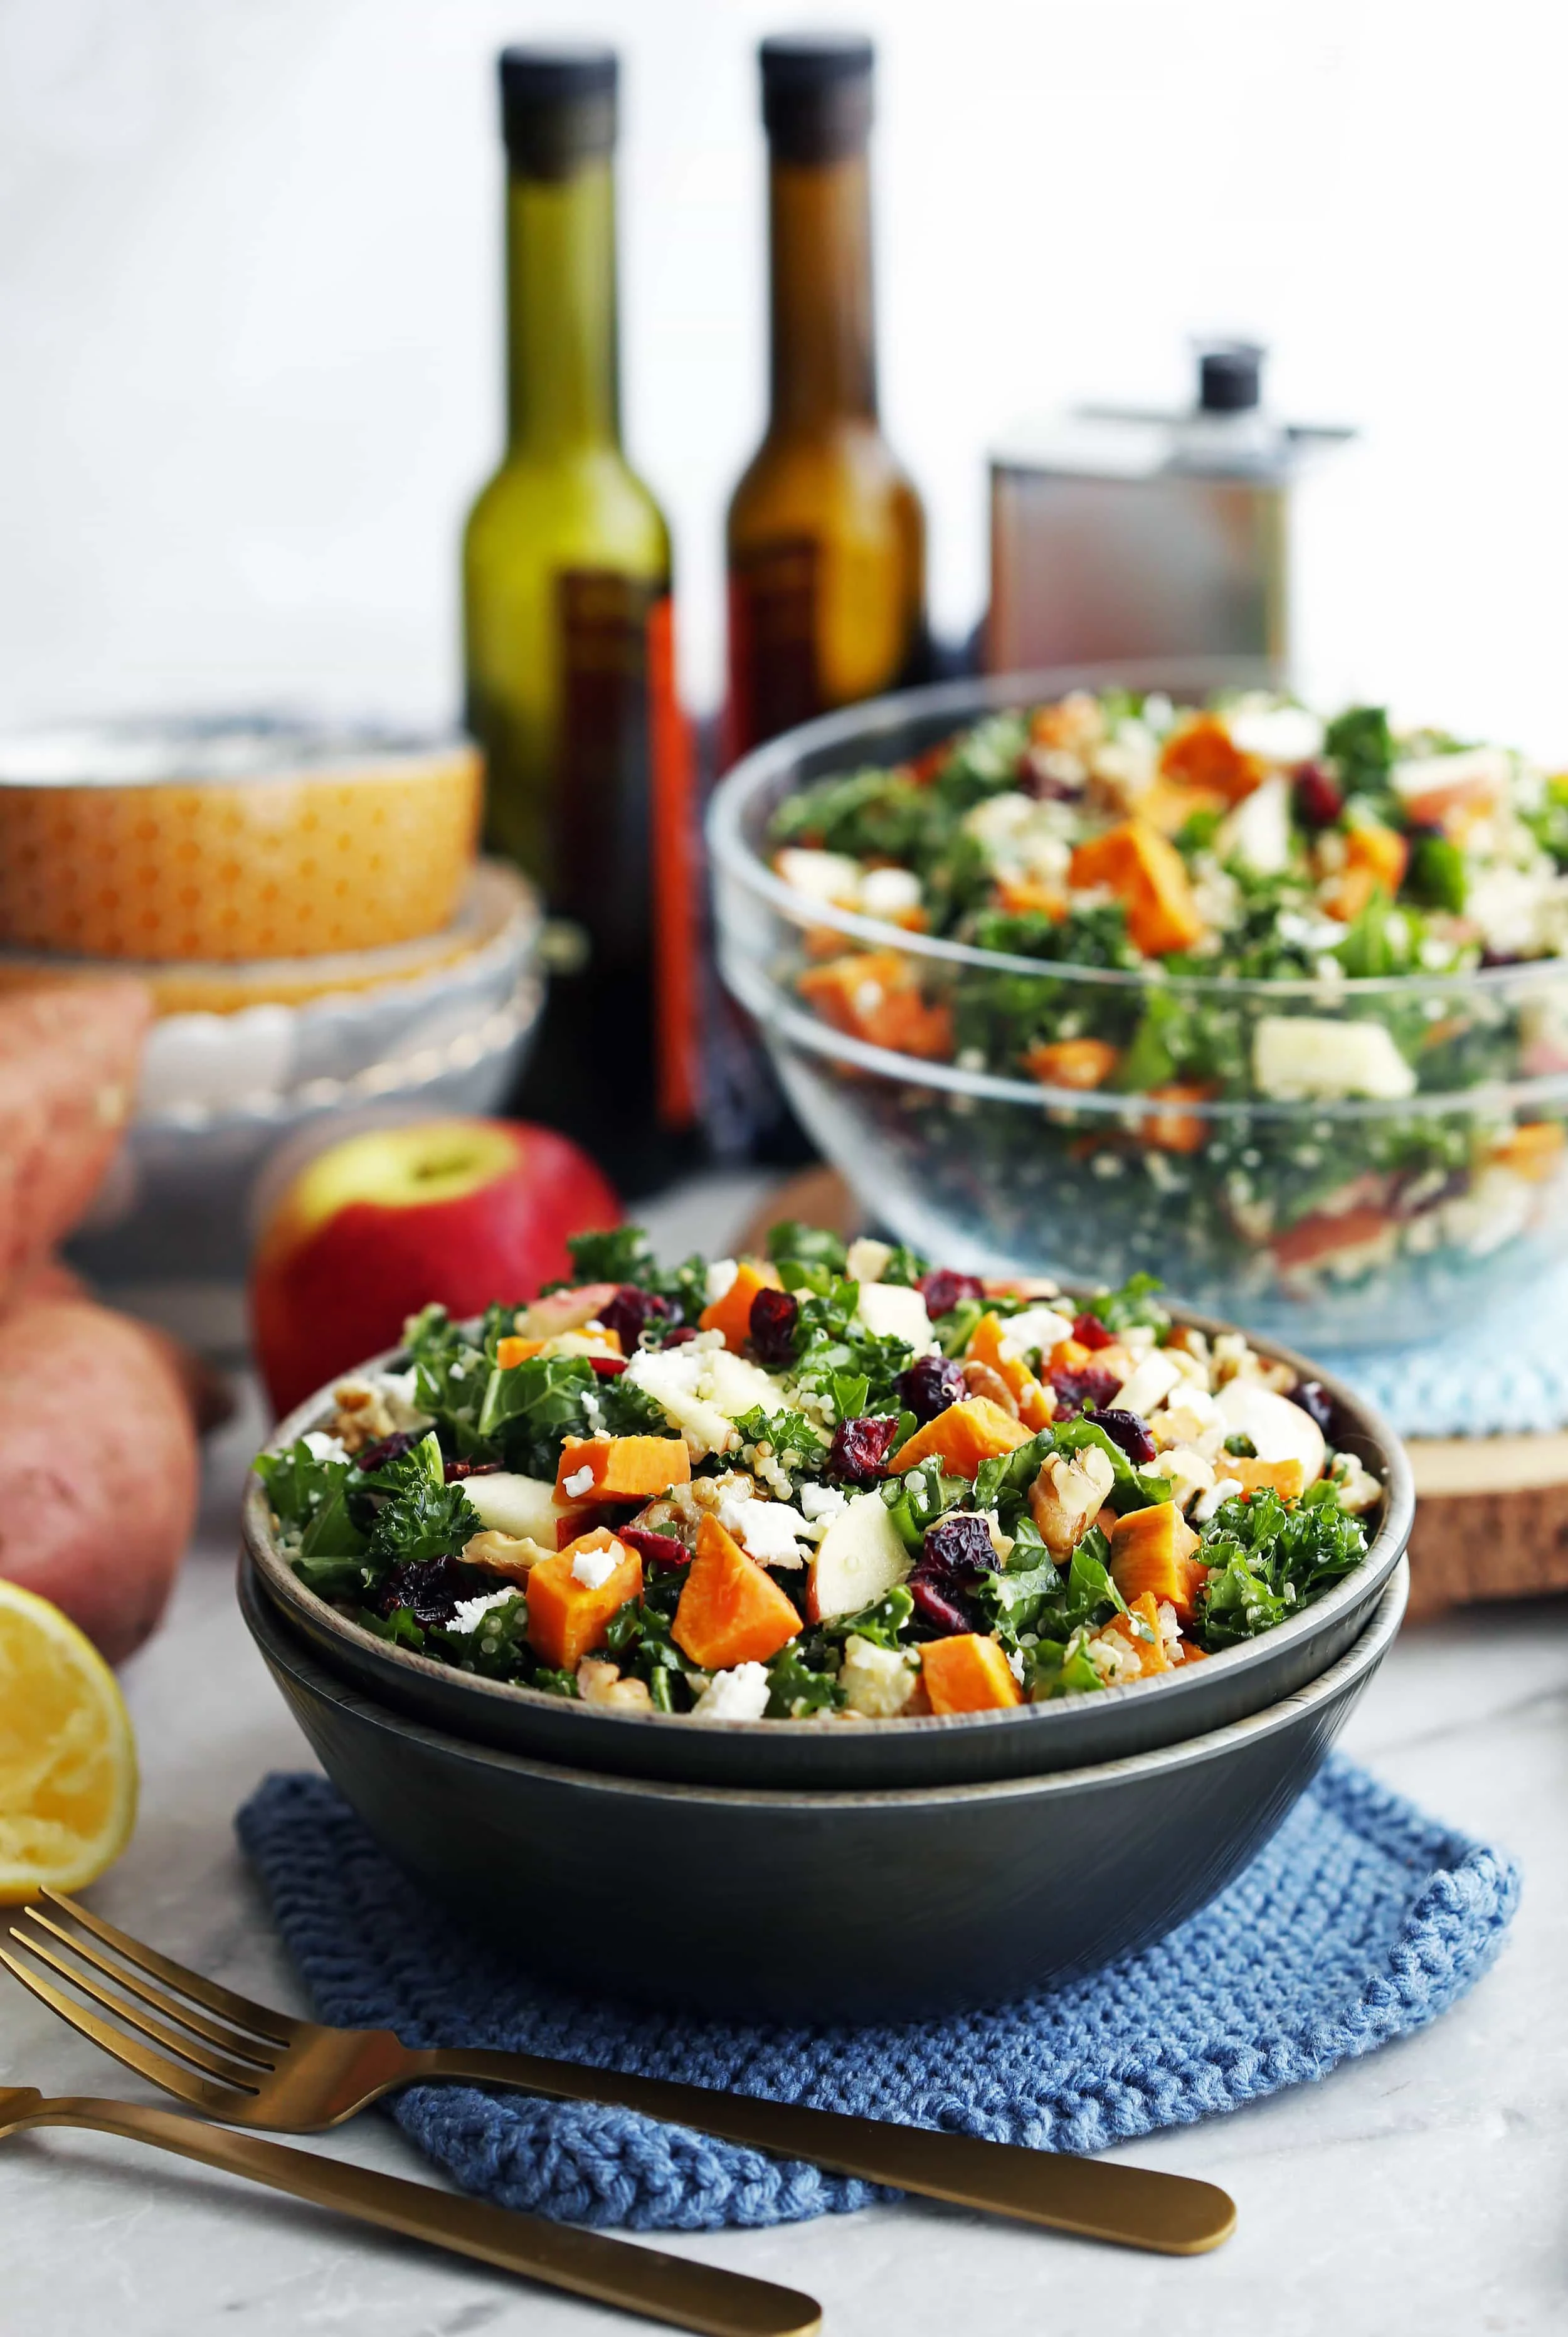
3, 1189, 1565, 2333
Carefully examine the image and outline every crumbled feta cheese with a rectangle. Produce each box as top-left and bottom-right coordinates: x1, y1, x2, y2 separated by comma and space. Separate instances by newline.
798, 1482, 848, 1523
839, 1634, 920, 1718
704, 1257, 739, 1305
1005, 1646, 1026, 1685
1194, 1476, 1244, 1523
1150, 1385, 1222, 1453
1226, 702, 1324, 765
1150, 1444, 1217, 1509
1155, 1600, 1184, 1660
773, 847, 862, 907
1330, 1449, 1383, 1515
450, 1589, 517, 1635
999, 1303, 1075, 1360
1253, 1016, 1417, 1103
845, 1236, 894, 1285
691, 1661, 773, 1720
302, 1430, 350, 1465
859, 866, 923, 918
571, 1539, 625, 1591
716, 1492, 806, 1568
562, 1465, 596, 1500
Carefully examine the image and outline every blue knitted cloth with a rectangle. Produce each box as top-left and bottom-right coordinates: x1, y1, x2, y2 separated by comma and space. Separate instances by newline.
236, 1758, 1517, 2232
1317, 1260, 1568, 1438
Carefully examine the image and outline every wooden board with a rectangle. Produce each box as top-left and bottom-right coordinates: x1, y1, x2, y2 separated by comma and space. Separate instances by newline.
740, 1168, 1568, 1624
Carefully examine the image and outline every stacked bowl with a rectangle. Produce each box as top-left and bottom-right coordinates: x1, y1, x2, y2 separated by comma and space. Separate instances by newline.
241, 1318, 1413, 2024
0, 717, 542, 1345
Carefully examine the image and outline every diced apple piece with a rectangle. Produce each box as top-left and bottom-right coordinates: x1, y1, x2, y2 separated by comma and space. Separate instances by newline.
703, 1347, 786, 1419
854, 1281, 937, 1352
805, 1492, 912, 1622
1215, 1378, 1327, 1481
1253, 1016, 1416, 1102
462, 1471, 569, 1543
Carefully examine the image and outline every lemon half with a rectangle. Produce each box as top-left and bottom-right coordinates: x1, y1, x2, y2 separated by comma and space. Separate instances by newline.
0, 1579, 138, 1902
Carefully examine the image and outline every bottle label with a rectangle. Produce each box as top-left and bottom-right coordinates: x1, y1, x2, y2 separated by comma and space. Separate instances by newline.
726, 537, 822, 760
556, 570, 700, 1129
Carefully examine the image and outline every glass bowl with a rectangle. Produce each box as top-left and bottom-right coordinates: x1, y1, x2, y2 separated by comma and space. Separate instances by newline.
709, 660, 1568, 1349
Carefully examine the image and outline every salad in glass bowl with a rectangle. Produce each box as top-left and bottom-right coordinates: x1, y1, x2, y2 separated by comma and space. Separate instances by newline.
255, 1220, 1382, 1727
711, 666, 1568, 1345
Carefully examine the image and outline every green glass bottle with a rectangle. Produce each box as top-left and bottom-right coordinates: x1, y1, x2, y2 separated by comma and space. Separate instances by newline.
726, 35, 927, 758
464, 48, 699, 1190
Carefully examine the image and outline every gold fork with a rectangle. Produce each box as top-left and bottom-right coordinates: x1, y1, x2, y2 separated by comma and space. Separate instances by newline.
0, 2085, 819, 2335
4, 1891, 1234, 2254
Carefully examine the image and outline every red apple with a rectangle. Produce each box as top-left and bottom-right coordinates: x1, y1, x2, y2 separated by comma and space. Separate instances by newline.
250, 1117, 619, 1416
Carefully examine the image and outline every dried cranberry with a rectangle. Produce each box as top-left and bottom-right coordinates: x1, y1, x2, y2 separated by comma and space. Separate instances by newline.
1481, 948, 1525, 969
828, 1412, 901, 1484
618, 1527, 692, 1569
917, 1268, 985, 1320
1071, 1312, 1115, 1351
748, 1283, 800, 1367
898, 1353, 967, 1424
1288, 1380, 1336, 1437
358, 1430, 420, 1473
588, 1354, 628, 1378
1094, 1408, 1157, 1465
1292, 760, 1344, 830
374, 1556, 478, 1627
921, 1512, 997, 1579
661, 1325, 699, 1348
443, 1457, 503, 1481
908, 1571, 972, 1635
599, 1285, 672, 1352
1050, 1365, 1121, 1418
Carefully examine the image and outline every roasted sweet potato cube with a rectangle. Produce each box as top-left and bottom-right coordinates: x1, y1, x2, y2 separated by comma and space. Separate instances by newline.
696, 1257, 782, 1352
1110, 1517, 1207, 1624
554, 1434, 691, 1504
920, 1633, 1023, 1715
995, 877, 1067, 919
1231, 1456, 1306, 1502
1022, 1038, 1120, 1091
966, 1312, 1054, 1429
1069, 821, 1206, 957
886, 1395, 1032, 1478
1103, 1589, 1172, 1678
1325, 821, 1409, 921
1110, 1500, 1201, 1590
797, 949, 953, 1059
1491, 1121, 1566, 1182
1157, 713, 1262, 803
525, 1529, 643, 1670
1142, 1083, 1216, 1155
672, 1514, 802, 1671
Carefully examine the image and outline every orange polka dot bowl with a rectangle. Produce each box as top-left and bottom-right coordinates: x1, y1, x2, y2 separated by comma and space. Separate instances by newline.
0, 717, 482, 962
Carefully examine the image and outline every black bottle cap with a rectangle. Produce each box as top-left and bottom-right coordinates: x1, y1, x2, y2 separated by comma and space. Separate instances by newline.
1198, 341, 1265, 413
760, 33, 874, 162
500, 46, 617, 178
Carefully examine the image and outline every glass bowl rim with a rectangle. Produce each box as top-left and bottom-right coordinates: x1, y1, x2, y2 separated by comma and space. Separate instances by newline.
708, 658, 1568, 1005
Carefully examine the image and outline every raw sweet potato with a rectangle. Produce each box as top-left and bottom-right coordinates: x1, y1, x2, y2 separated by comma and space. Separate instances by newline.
0, 977, 152, 1308
0, 1293, 198, 1663
1068, 822, 1206, 957
1022, 1038, 1120, 1091
698, 1259, 781, 1353
672, 1515, 802, 1670
554, 1434, 691, 1504
887, 1396, 1032, 1478
524, 1529, 643, 1670
1231, 1456, 1306, 1502
920, 1633, 1022, 1714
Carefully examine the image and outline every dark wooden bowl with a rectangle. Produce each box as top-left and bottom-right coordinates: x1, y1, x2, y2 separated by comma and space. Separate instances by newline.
240, 1550, 1407, 2023
244, 1308, 1412, 1791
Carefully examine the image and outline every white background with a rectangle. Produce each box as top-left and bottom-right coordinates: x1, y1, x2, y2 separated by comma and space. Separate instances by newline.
3, 0, 1566, 744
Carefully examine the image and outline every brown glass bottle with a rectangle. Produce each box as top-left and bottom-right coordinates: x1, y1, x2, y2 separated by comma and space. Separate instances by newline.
464, 48, 700, 1192
725, 36, 927, 759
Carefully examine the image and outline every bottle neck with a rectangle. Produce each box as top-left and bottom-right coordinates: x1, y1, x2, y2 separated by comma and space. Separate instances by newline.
767, 148, 877, 432
505, 158, 620, 457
